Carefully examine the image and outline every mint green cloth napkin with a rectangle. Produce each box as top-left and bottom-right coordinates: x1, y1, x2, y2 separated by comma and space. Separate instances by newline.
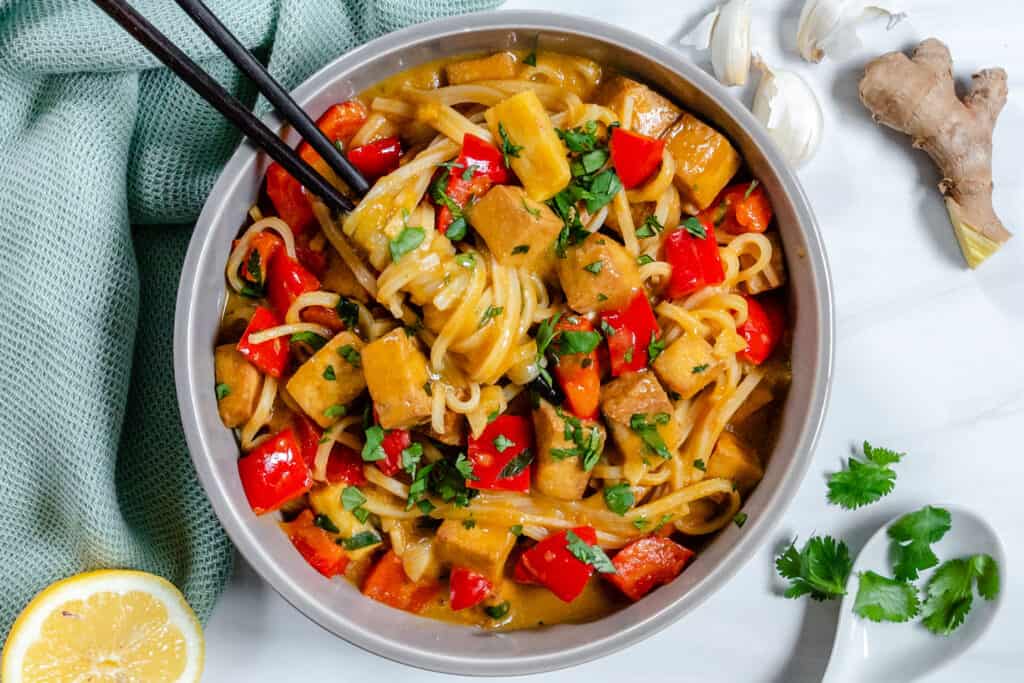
0, 0, 500, 637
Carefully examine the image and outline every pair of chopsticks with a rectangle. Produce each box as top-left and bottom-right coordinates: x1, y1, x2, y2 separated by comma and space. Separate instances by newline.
93, 0, 370, 213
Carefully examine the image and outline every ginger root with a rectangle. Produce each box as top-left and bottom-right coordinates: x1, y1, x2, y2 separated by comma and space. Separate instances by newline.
859, 38, 1011, 268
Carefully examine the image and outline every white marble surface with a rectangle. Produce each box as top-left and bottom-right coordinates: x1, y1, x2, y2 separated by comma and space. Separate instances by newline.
203, 1, 1024, 680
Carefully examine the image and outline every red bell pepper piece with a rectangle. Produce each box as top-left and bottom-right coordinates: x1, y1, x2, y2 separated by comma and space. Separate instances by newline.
375, 428, 412, 477
517, 526, 599, 602
606, 535, 694, 601
435, 133, 508, 235
448, 567, 493, 611
552, 316, 601, 419
326, 444, 367, 485
280, 509, 349, 577
700, 181, 773, 234
362, 550, 440, 613
600, 291, 660, 376
609, 127, 665, 189
266, 101, 369, 234
292, 413, 322, 468
266, 248, 320, 317
265, 163, 316, 236
237, 427, 311, 514
347, 136, 402, 181
737, 295, 785, 365
467, 415, 534, 493
664, 216, 725, 299
236, 306, 289, 378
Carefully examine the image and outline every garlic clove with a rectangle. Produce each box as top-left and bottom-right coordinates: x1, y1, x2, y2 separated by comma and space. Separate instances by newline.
751, 58, 824, 167
679, 0, 752, 87
797, 0, 905, 63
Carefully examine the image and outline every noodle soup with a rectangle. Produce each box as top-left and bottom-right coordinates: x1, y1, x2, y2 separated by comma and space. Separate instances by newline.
213, 50, 791, 629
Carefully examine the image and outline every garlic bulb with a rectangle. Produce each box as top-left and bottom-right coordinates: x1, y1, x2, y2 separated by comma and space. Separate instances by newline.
796, 0, 905, 63
751, 59, 823, 167
679, 0, 752, 86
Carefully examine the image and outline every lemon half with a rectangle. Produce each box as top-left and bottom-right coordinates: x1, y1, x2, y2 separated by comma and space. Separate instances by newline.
2, 570, 203, 683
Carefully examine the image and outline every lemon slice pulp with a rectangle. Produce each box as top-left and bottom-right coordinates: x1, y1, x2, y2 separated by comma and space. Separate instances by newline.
2, 570, 203, 682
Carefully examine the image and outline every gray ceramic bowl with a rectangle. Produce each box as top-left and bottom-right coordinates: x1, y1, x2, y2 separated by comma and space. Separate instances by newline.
174, 10, 834, 676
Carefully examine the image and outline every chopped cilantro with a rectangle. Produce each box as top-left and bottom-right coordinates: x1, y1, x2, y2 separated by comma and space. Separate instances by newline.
733, 512, 748, 528
509, 524, 524, 536
512, 244, 531, 254
361, 425, 386, 462
692, 364, 709, 374
603, 483, 634, 515
455, 252, 475, 268
493, 434, 515, 453
290, 331, 326, 349
744, 179, 759, 199
556, 330, 601, 356
484, 601, 511, 619
635, 214, 664, 239
497, 122, 523, 167
322, 365, 336, 381
637, 254, 654, 265
565, 530, 616, 574
479, 305, 504, 328
683, 216, 707, 239
337, 344, 361, 368
389, 225, 425, 262
498, 449, 534, 479
215, 383, 231, 401
647, 335, 666, 363
401, 442, 424, 478
583, 260, 603, 275
323, 404, 347, 419
342, 531, 381, 551
313, 514, 340, 533
693, 458, 706, 471
521, 200, 541, 219
336, 297, 359, 329
462, 518, 477, 530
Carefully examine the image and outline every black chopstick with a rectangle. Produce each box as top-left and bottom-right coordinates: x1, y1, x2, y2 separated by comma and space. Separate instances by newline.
172, 0, 370, 197
92, 0, 356, 214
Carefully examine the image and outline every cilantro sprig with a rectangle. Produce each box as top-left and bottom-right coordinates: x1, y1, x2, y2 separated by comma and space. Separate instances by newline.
921, 554, 999, 635
565, 531, 616, 574
827, 441, 904, 510
775, 535, 853, 601
888, 505, 951, 581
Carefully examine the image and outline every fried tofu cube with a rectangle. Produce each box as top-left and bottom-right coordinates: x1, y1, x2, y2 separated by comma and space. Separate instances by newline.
706, 432, 764, 495
601, 371, 681, 483
652, 331, 722, 400
741, 231, 787, 295
446, 52, 518, 84
309, 483, 380, 562
435, 520, 516, 584
214, 344, 264, 428
285, 331, 366, 428
558, 234, 643, 314
663, 113, 741, 212
532, 400, 605, 500
596, 76, 682, 138
485, 90, 571, 201
466, 186, 562, 275
525, 54, 603, 100
361, 329, 432, 430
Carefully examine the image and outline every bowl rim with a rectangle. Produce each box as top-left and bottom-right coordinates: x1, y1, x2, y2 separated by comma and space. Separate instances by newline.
174, 9, 834, 675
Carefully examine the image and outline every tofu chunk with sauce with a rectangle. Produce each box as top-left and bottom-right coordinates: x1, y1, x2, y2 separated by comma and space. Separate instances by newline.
445, 52, 518, 84
596, 76, 681, 138
320, 247, 370, 302
214, 344, 263, 428
557, 234, 644, 314
309, 483, 380, 562
706, 432, 764, 495
466, 186, 561, 275
663, 113, 741, 212
533, 400, 605, 500
286, 331, 367, 428
361, 329, 432, 430
601, 371, 682, 483
435, 519, 516, 584
484, 90, 570, 201
652, 331, 722, 400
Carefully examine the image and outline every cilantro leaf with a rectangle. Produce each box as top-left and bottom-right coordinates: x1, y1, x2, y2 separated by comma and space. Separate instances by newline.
342, 531, 380, 550
290, 331, 326, 349
497, 122, 523, 167
565, 530, 616, 574
887, 505, 952, 581
853, 571, 921, 623
389, 226, 425, 262
921, 554, 1000, 635
498, 449, 534, 480
556, 329, 601, 356
827, 441, 905, 509
215, 383, 231, 401
776, 536, 852, 601
361, 425, 386, 462
336, 297, 359, 329
603, 483, 634, 515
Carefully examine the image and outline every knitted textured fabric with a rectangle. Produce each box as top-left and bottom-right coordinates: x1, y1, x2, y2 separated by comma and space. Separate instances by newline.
0, 0, 500, 638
